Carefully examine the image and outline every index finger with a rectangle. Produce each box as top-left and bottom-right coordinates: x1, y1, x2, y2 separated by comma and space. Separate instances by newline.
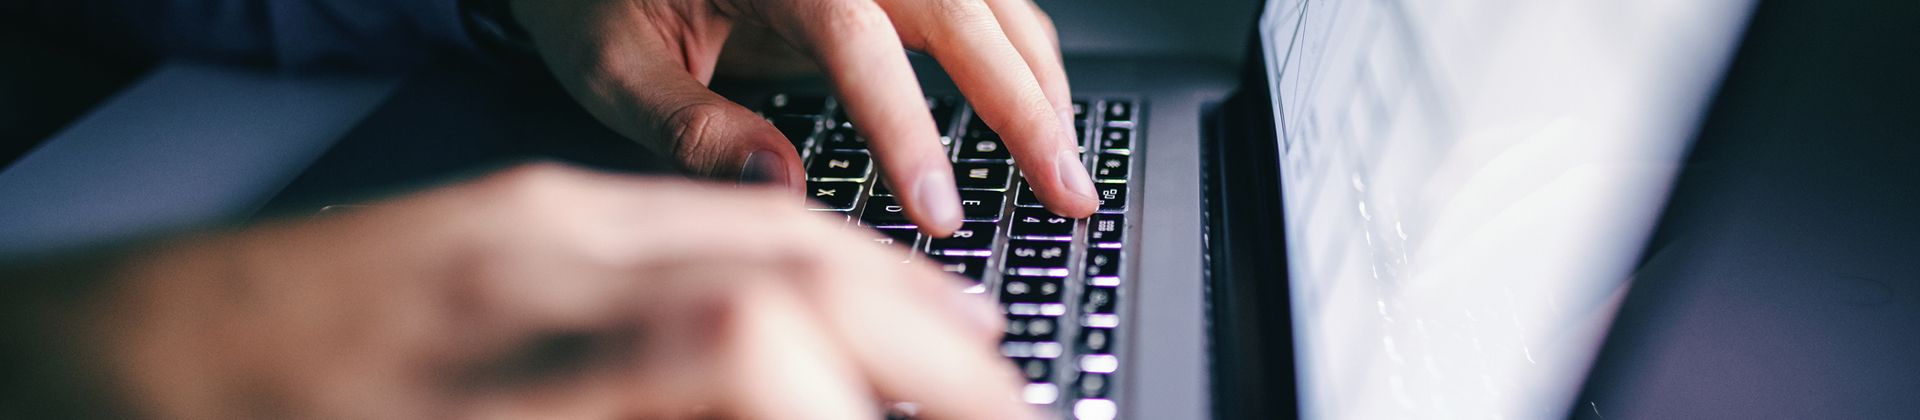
735, 0, 964, 236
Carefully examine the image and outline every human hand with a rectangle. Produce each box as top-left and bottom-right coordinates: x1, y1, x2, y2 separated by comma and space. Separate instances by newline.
509, 0, 1098, 237
79, 164, 1037, 419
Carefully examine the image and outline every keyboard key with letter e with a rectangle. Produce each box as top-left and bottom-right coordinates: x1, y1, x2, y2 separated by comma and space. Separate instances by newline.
958, 190, 1007, 221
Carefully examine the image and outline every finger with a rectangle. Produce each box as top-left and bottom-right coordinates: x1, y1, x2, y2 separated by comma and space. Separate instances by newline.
894, 255, 1006, 343
882, 0, 1098, 218
424, 167, 1028, 417
735, 0, 963, 236
603, 212, 991, 419
447, 167, 1001, 341
983, 0, 1075, 143
782, 231, 1039, 419
713, 279, 879, 419
515, 2, 803, 194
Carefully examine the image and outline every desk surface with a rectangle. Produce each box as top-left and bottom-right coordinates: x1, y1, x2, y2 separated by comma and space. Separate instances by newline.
1572, 0, 1920, 417
0, 62, 397, 258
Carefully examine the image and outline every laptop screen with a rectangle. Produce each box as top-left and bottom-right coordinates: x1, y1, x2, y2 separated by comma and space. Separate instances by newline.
1258, 0, 1754, 417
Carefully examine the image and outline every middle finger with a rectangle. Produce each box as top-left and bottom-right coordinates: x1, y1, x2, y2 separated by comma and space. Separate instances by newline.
880, 0, 1099, 218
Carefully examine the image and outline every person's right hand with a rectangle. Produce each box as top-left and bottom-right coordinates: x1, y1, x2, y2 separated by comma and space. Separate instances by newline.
76, 164, 1037, 419
509, 0, 1098, 237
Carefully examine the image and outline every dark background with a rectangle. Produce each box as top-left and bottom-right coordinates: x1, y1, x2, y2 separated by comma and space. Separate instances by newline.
0, 22, 152, 166
1572, 0, 1920, 417
0, 0, 1262, 171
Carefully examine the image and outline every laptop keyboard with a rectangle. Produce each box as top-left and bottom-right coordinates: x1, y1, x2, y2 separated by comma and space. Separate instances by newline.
757, 93, 1138, 419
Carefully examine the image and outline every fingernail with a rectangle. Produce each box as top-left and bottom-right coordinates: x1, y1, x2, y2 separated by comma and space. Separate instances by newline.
913, 170, 963, 231
1055, 149, 1096, 200
740, 150, 790, 187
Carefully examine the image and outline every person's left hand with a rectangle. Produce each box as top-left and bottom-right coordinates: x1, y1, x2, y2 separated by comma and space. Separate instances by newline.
510, 0, 1097, 237
63, 164, 1037, 419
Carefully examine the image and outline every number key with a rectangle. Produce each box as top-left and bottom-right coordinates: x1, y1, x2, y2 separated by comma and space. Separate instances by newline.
1000, 275, 1065, 303
1103, 100, 1134, 123
1005, 240, 1070, 276
871, 226, 918, 248
1084, 248, 1122, 285
818, 127, 866, 152
930, 97, 960, 135
1088, 214, 1124, 247
1094, 184, 1128, 212
770, 116, 818, 149
764, 93, 828, 116
1010, 208, 1075, 241
1082, 285, 1118, 315
1080, 328, 1115, 354
1078, 373, 1113, 398
1097, 127, 1132, 153
1013, 357, 1053, 383
1004, 316, 1060, 342
1015, 182, 1044, 207
956, 132, 1012, 161
1093, 154, 1130, 182
933, 254, 992, 282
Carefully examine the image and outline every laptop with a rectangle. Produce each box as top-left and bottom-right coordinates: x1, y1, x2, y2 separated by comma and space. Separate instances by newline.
1213, 0, 1754, 418
706, 0, 1752, 414
254, 0, 1755, 418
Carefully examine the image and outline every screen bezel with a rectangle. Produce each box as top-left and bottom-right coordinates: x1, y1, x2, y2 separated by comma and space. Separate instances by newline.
1202, 27, 1300, 420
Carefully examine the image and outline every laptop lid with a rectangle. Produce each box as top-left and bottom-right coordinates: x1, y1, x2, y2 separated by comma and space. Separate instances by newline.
1254, 0, 1753, 418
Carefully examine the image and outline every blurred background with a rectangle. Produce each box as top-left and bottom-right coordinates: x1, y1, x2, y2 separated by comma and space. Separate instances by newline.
0, 0, 1262, 170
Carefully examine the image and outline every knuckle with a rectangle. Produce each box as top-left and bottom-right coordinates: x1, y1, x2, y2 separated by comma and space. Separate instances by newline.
934, 0, 992, 21
469, 162, 593, 222
663, 102, 732, 174
480, 162, 577, 200
926, 0, 998, 47
999, 93, 1061, 137
818, 0, 894, 37
699, 281, 781, 342
1032, 4, 1057, 32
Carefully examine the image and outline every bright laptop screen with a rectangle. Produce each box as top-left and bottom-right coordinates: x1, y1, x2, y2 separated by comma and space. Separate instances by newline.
1260, 0, 1753, 417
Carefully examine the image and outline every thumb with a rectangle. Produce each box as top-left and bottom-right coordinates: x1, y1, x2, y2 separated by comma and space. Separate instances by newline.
640, 85, 805, 192
515, 2, 802, 193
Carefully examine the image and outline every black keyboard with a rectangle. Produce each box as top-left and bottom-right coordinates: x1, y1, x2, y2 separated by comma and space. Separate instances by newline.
757, 93, 1138, 419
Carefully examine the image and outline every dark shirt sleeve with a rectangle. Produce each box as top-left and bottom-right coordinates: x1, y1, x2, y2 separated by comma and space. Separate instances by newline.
7, 0, 478, 71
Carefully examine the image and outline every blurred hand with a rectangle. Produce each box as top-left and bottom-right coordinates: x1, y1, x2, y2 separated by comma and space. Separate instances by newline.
82, 164, 1036, 419
510, 0, 1099, 237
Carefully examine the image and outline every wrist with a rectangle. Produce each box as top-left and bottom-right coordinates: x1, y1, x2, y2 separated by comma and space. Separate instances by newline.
85, 236, 266, 419
0, 245, 159, 418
